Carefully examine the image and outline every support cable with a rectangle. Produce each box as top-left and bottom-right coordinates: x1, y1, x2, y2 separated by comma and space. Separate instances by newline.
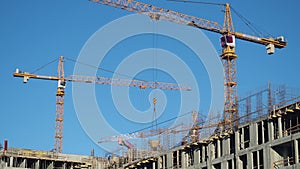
65, 57, 146, 81
230, 6, 273, 38
167, 0, 224, 6
31, 58, 59, 74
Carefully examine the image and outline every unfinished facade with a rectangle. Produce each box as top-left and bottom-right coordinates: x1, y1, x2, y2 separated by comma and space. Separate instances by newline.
114, 100, 300, 169
2, 85, 300, 169
0, 148, 109, 169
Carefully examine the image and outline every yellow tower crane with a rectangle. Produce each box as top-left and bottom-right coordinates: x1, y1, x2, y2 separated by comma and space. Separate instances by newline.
13, 56, 191, 153
89, 0, 287, 130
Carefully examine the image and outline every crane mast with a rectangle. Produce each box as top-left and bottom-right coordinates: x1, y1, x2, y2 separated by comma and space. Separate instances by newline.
55, 56, 65, 153
90, 0, 287, 131
221, 4, 238, 129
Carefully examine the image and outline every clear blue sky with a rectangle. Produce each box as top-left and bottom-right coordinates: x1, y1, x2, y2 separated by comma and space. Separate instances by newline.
1, 0, 299, 156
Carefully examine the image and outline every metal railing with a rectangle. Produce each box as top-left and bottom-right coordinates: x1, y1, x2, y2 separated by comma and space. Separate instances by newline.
273, 157, 295, 169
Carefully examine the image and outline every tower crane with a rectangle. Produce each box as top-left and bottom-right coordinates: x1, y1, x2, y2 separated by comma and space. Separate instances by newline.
98, 111, 201, 150
89, 0, 287, 130
13, 56, 191, 153
98, 126, 177, 144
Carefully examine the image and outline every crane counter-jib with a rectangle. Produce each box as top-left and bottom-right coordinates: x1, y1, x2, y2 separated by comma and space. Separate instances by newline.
13, 72, 61, 82
232, 32, 287, 49
190, 23, 287, 49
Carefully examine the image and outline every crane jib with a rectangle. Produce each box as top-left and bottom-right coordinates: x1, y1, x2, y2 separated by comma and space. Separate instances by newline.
90, 0, 286, 49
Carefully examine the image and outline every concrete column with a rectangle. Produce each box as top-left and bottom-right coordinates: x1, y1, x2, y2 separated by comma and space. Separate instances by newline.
222, 139, 226, 155
20, 158, 26, 167
241, 128, 244, 149
9, 157, 13, 167
194, 147, 200, 164
1, 159, 8, 168
47, 161, 54, 169
167, 152, 172, 168
224, 159, 231, 169
185, 151, 188, 168
248, 152, 253, 169
235, 131, 240, 169
182, 151, 187, 168
221, 160, 226, 169
278, 117, 283, 138
235, 130, 240, 151
157, 156, 161, 169
176, 151, 180, 168
217, 139, 221, 158
63, 163, 66, 169
35, 160, 40, 169
269, 120, 274, 141
223, 138, 229, 155
227, 137, 231, 155
207, 143, 213, 169
263, 146, 272, 168
255, 123, 258, 145
152, 161, 156, 169
295, 139, 299, 164
250, 123, 257, 147
262, 121, 265, 144
209, 143, 213, 160
202, 145, 206, 163
237, 157, 241, 169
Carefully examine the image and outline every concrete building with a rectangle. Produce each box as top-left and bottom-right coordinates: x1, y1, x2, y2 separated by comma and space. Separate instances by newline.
0, 148, 109, 169
2, 85, 300, 169
116, 100, 300, 169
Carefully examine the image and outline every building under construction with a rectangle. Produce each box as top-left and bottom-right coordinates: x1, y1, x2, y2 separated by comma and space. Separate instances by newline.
3, 0, 294, 169
2, 84, 300, 169
94, 84, 300, 169
0, 147, 109, 169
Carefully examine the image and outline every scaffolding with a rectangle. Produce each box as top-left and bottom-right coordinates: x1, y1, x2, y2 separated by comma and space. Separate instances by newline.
238, 83, 300, 125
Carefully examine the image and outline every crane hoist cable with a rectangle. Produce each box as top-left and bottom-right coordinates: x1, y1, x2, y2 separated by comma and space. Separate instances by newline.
152, 20, 158, 82
152, 97, 158, 131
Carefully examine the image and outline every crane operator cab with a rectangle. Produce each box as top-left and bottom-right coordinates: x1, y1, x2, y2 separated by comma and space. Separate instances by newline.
220, 35, 236, 48
58, 80, 66, 89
